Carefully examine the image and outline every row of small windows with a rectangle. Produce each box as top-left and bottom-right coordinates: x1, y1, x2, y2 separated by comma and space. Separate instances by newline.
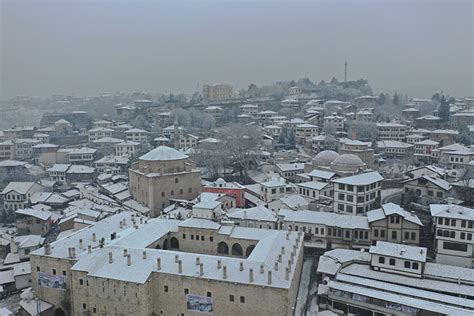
338, 193, 378, 203
36, 266, 67, 276
338, 183, 379, 192
437, 217, 473, 228
437, 229, 472, 240
378, 257, 419, 270
161, 188, 193, 197
182, 234, 214, 242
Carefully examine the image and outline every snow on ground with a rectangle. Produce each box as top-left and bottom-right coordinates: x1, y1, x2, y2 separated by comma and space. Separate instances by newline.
295, 258, 313, 316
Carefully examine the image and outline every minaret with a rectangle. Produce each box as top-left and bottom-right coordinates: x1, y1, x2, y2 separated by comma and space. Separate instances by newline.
344, 61, 348, 83
173, 114, 180, 149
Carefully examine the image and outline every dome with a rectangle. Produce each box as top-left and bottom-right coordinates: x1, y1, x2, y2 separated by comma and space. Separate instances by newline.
312, 150, 339, 166
139, 146, 188, 161
331, 154, 365, 167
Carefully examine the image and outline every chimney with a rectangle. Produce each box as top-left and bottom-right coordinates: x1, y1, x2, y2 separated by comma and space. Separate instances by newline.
79, 239, 83, 249
67, 247, 72, 258
274, 262, 279, 271
175, 255, 179, 263
288, 259, 292, 270
157, 258, 161, 270
249, 268, 254, 282
291, 253, 295, 264
285, 267, 290, 280
140, 217, 143, 224
222, 266, 227, 279
87, 245, 92, 254
123, 249, 128, 257
240, 262, 244, 271
127, 254, 131, 266
71, 247, 76, 258
281, 246, 285, 254
260, 264, 264, 274
142, 251, 147, 259
267, 271, 272, 285
199, 263, 204, 276
217, 260, 222, 269
44, 244, 51, 255
123, 218, 126, 225
92, 233, 96, 242
278, 254, 282, 263
196, 257, 200, 265
178, 260, 182, 273
120, 221, 123, 229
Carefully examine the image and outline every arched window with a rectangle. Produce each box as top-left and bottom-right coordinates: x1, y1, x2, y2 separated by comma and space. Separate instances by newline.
171, 190, 174, 196
170, 237, 179, 249
163, 239, 169, 250
245, 245, 255, 257
231, 243, 243, 256
175, 178, 179, 183
217, 241, 229, 254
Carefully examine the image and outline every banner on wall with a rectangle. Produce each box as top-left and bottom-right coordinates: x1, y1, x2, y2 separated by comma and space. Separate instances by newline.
38, 272, 66, 290
186, 294, 213, 313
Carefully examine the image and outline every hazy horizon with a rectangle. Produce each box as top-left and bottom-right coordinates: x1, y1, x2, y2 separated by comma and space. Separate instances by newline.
1, 0, 473, 100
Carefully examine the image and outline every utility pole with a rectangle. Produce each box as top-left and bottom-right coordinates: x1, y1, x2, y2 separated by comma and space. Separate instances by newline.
344, 61, 348, 83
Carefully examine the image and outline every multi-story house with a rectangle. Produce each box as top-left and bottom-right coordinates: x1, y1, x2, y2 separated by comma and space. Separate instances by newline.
402, 175, 451, 204
115, 141, 140, 157
87, 127, 114, 142
1, 182, 44, 211
296, 181, 332, 200
202, 83, 233, 101
376, 122, 407, 141
125, 128, 149, 144
376, 140, 414, 158
414, 139, 439, 163
367, 203, 422, 246
278, 209, 372, 250
294, 124, 318, 142
332, 171, 383, 215
0, 140, 15, 161
260, 178, 293, 203
323, 115, 344, 132
430, 204, 474, 268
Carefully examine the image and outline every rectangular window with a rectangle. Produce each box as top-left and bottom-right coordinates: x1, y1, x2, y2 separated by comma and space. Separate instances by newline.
443, 242, 467, 252
184, 288, 189, 295
83, 304, 87, 310
404, 232, 409, 240
52, 269, 56, 275
80, 279, 84, 285
391, 231, 397, 239
411, 232, 416, 240
207, 292, 212, 297
182, 234, 186, 239
240, 296, 245, 303
374, 229, 379, 237
230, 295, 234, 302
191, 235, 194, 240
164, 285, 168, 292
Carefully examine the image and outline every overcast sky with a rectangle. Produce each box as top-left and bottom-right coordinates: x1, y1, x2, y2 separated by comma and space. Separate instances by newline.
1, 0, 473, 99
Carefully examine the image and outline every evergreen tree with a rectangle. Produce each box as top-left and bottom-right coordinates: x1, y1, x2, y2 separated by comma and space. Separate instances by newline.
287, 130, 296, 148
278, 128, 288, 144
376, 93, 386, 105
330, 77, 339, 85
438, 96, 450, 122
392, 92, 399, 106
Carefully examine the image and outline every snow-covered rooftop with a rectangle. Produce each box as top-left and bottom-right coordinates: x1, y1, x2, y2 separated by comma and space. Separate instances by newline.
369, 241, 427, 262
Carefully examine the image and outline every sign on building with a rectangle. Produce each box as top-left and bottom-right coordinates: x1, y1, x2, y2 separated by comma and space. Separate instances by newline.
186, 294, 213, 313
38, 272, 66, 290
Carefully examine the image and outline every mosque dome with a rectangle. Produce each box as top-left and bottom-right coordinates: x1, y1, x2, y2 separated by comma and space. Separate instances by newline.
312, 150, 339, 166
139, 146, 188, 161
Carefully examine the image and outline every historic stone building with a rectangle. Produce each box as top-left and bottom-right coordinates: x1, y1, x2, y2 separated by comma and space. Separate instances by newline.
30, 213, 304, 316
128, 146, 202, 217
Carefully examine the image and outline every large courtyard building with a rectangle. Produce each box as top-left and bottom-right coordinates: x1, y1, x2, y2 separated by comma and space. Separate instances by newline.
30, 212, 304, 316
129, 146, 202, 217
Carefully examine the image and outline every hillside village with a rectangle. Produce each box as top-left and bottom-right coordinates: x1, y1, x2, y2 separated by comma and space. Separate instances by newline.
0, 80, 473, 315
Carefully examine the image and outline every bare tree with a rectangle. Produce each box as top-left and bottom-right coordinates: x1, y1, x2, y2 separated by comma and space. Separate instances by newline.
194, 142, 228, 180
220, 124, 262, 178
